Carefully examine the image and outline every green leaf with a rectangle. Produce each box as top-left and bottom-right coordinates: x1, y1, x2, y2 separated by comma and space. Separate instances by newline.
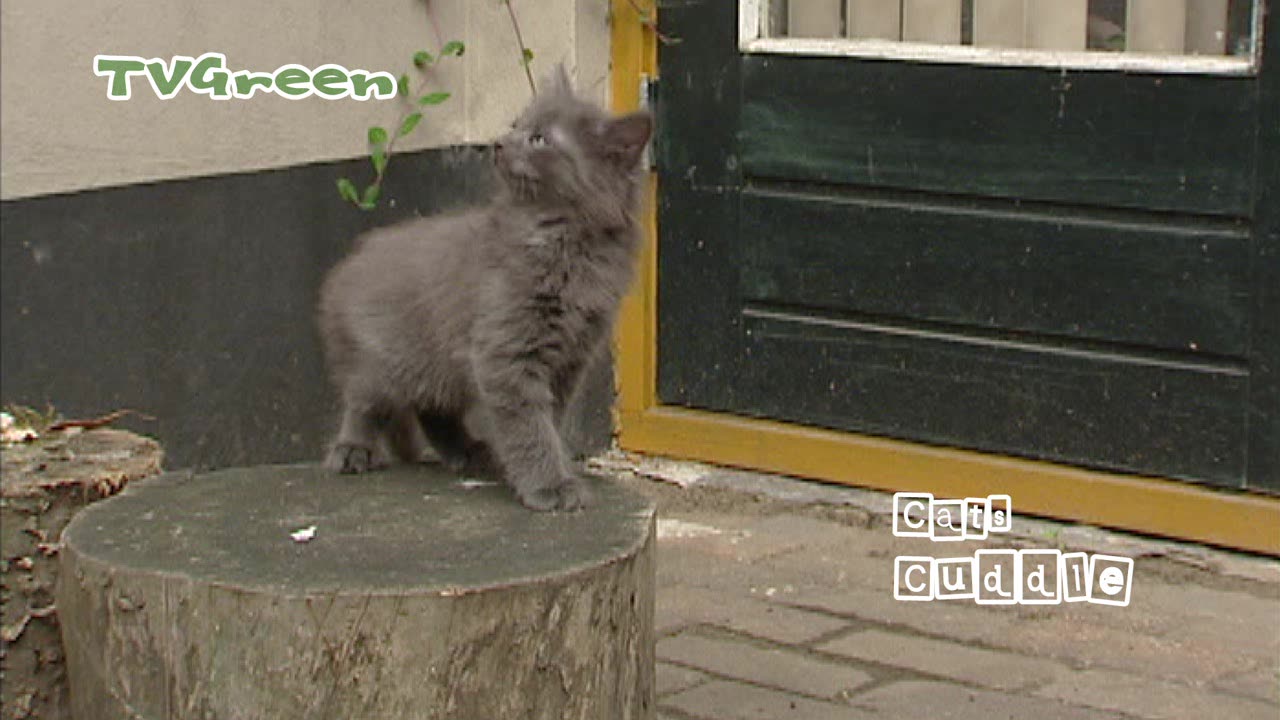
417, 91, 451, 106
412, 50, 434, 68
336, 177, 359, 204
371, 148, 387, 176
368, 126, 388, 146
358, 201, 376, 211
522, 48, 534, 65
398, 112, 423, 137
441, 40, 465, 57
362, 184, 381, 207
397, 73, 410, 98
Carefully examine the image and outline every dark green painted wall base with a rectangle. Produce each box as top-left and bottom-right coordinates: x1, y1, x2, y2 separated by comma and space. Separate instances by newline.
1, 147, 614, 469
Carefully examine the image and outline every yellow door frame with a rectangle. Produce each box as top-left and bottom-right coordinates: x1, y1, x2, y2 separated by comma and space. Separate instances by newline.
608, 0, 1280, 556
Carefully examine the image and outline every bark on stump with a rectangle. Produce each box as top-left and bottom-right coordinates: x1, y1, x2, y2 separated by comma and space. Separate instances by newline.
2, 428, 163, 720
56, 464, 656, 720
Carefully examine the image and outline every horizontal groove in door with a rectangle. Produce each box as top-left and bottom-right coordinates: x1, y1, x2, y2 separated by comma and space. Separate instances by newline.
741, 188, 1251, 356
743, 305, 1249, 376
739, 309, 1248, 486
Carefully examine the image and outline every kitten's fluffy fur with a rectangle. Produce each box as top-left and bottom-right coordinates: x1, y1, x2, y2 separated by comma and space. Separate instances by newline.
317, 69, 652, 511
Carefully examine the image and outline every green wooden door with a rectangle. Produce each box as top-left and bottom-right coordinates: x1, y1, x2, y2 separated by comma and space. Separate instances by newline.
655, 1, 1280, 491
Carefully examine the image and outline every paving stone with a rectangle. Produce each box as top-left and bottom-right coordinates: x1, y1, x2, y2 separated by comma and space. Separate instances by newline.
698, 468, 895, 516
657, 662, 708, 697
740, 548, 891, 597
657, 539, 746, 590
1036, 668, 1280, 720
1135, 583, 1279, 629
1213, 553, 1280, 584
624, 452, 1280, 718
780, 581, 1258, 687
656, 512, 752, 541
747, 530, 1041, 598
654, 513, 806, 592
658, 585, 849, 643
973, 608, 1252, 686
608, 453, 719, 487
779, 586, 1009, 643
654, 518, 827, 571
739, 513, 873, 552
748, 544, 1180, 659
658, 512, 866, 565
1151, 586, 1280, 660
658, 517, 731, 540
662, 680, 878, 720
1053, 524, 1206, 562
659, 633, 873, 700
1211, 662, 1280, 704
853, 680, 1116, 720
819, 629, 1065, 691
602, 450, 1279, 584
705, 515, 829, 563
1006, 593, 1173, 637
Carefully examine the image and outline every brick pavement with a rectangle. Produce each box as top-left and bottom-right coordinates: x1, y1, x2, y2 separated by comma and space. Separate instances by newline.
593, 453, 1280, 720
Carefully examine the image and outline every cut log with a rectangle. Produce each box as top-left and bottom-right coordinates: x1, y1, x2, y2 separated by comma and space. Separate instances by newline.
1, 428, 163, 720
56, 464, 656, 720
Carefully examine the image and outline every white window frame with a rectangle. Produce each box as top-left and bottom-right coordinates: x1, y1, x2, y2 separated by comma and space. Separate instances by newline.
739, 0, 1262, 75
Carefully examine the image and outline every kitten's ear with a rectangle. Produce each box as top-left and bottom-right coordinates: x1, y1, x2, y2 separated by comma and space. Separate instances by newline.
602, 111, 653, 168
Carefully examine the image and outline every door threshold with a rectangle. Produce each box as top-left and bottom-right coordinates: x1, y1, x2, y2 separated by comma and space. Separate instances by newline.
617, 404, 1280, 556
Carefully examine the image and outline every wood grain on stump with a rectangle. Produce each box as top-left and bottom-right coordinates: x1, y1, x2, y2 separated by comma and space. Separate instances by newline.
56, 464, 656, 720
1, 428, 163, 720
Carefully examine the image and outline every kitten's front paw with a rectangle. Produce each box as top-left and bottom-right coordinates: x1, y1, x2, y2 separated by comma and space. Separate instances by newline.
519, 477, 593, 512
326, 443, 384, 474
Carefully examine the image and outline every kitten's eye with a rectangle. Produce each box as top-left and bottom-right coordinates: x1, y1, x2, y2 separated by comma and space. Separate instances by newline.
528, 132, 547, 147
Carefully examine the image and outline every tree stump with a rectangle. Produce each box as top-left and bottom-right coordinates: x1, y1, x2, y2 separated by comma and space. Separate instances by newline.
1, 428, 163, 720
56, 464, 656, 720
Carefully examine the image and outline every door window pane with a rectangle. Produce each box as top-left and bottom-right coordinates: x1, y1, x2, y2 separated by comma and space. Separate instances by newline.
750, 0, 1260, 71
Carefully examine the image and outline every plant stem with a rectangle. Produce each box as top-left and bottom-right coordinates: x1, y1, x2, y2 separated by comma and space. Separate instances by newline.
365, 70, 442, 202
625, 0, 680, 45
349, 3, 454, 209
503, 0, 537, 96
425, 0, 444, 51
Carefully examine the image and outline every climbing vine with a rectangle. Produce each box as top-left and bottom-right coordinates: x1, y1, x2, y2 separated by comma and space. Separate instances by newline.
336, 0, 538, 210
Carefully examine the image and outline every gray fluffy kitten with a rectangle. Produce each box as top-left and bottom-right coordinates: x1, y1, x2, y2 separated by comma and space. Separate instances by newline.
317, 68, 652, 511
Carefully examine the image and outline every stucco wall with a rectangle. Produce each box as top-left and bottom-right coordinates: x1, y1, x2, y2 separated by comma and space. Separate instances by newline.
0, 0, 610, 200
